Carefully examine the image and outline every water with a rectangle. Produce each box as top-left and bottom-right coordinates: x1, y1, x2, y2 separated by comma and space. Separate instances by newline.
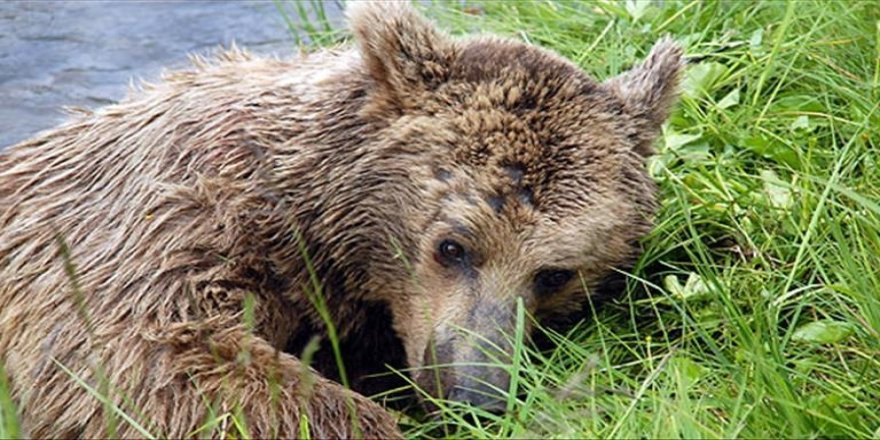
0, 1, 343, 149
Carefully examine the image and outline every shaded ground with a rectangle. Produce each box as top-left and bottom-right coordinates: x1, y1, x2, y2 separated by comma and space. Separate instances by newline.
0, 1, 342, 149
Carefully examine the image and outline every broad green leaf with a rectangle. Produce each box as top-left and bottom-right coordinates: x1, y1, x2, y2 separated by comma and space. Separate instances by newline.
664, 274, 684, 297
790, 115, 811, 131
717, 88, 740, 109
742, 135, 801, 168
792, 320, 855, 344
683, 62, 729, 99
770, 95, 824, 113
625, 0, 651, 21
749, 28, 764, 48
678, 142, 712, 162
647, 153, 671, 178
664, 273, 712, 301
760, 169, 793, 209
664, 130, 703, 150
669, 356, 706, 387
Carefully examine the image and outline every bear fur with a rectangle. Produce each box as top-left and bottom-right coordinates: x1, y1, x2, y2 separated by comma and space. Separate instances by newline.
0, 1, 682, 437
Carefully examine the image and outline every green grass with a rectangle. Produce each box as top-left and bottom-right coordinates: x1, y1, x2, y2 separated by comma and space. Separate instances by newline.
392, 1, 880, 438
0, 362, 22, 439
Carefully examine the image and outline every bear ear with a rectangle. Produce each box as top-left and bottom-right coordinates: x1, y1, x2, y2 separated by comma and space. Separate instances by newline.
347, 1, 455, 105
603, 37, 684, 156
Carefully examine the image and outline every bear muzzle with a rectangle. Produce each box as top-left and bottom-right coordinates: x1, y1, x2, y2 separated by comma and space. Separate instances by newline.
416, 301, 524, 413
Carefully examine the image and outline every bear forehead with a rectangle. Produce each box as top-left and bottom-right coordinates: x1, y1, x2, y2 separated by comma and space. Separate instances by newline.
452, 38, 591, 91
448, 43, 618, 171
433, 135, 614, 224
412, 39, 628, 220
430, 97, 620, 219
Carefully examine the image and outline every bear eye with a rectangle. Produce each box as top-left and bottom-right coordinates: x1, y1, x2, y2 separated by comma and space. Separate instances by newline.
534, 269, 574, 294
435, 239, 467, 266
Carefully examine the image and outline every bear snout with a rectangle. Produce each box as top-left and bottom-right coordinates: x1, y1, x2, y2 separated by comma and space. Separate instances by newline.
418, 326, 512, 413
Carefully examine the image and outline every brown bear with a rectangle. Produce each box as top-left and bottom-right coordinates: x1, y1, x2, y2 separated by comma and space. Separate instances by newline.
0, 1, 682, 438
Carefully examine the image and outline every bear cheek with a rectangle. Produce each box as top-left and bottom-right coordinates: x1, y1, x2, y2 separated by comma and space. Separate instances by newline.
396, 289, 443, 368
402, 276, 468, 367
533, 284, 588, 322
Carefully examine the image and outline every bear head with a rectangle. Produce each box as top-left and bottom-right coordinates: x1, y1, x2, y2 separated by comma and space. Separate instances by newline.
343, 1, 683, 411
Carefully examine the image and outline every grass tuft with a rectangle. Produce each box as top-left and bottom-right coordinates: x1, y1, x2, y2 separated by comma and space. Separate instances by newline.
0, 362, 22, 439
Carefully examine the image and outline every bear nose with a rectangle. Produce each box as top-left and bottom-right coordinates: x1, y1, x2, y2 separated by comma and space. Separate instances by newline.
446, 381, 508, 414
420, 334, 512, 412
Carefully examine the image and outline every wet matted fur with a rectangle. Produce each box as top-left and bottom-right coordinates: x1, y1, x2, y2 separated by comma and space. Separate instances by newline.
0, 1, 682, 437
